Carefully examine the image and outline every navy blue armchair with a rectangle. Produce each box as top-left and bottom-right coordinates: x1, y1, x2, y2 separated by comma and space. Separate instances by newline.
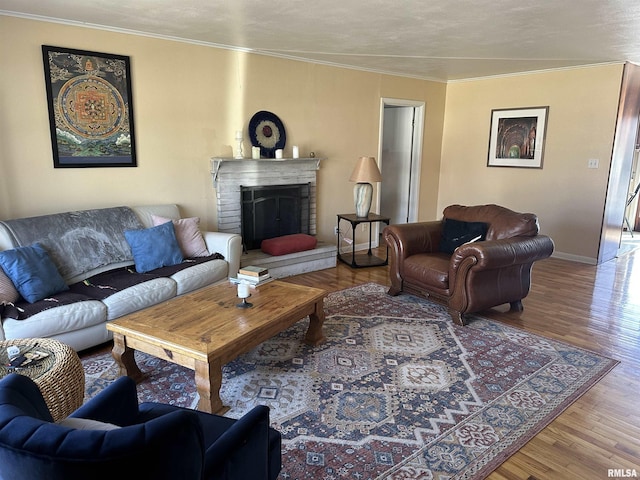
0, 373, 281, 480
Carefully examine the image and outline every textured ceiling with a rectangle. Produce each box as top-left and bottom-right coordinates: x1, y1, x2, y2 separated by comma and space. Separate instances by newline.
2, 0, 640, 81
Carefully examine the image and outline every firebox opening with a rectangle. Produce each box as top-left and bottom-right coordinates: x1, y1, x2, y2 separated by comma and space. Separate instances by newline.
241, 183, 311, 251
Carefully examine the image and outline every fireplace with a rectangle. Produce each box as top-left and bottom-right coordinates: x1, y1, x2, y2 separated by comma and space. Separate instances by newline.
211, 157, 336, 278
241, 183, 310, 250
210, 158, 320, 237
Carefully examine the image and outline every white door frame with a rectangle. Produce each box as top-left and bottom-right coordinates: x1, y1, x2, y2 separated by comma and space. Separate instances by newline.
375, 97, 425, 225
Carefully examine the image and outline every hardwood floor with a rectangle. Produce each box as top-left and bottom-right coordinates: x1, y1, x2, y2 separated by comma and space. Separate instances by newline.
82, 246, 639, 478
282, 246, 640, 479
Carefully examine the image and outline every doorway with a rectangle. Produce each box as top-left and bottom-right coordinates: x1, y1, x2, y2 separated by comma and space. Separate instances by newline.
624, 145, 639, 233
599, 62, 640, 263
377, 98, 425, 226
619, 143, 640, 256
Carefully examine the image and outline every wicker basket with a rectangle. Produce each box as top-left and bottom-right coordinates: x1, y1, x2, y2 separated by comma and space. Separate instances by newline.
1, 338, 85, 421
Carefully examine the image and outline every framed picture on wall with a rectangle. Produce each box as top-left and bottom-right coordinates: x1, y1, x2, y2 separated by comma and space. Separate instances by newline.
487, 106, 549, 168
42, 45, 137, 168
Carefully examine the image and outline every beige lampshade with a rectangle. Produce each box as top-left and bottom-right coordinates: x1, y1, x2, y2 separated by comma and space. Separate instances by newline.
349, 156, 382, 183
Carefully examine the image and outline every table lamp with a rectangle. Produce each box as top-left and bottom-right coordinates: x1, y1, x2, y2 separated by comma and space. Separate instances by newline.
349, 156, 382, 217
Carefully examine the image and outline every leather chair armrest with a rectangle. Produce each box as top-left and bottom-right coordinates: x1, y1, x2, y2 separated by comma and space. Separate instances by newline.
383, 221, 442, 260
447, 235, 554, 320
450, 235, 555, 272
384, 221, 444, 296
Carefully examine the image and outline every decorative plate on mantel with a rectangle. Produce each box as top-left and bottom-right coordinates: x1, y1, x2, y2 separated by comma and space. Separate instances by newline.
248, 111, 286, 158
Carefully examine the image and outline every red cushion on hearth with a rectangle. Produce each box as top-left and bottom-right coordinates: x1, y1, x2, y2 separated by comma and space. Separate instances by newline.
261, 234, 317, 256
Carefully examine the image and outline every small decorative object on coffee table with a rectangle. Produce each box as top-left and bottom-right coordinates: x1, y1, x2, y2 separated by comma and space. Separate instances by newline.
237, 265, 270, 283
236, 281, 253, 308
232, 266, 273, 292
0, 338, 84, 421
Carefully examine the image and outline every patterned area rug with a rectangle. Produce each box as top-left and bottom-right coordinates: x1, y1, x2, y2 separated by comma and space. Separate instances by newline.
82, 283, 617, 479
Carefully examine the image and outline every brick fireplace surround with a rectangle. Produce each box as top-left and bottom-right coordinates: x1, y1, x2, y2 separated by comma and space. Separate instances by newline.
210, 157, 336, 277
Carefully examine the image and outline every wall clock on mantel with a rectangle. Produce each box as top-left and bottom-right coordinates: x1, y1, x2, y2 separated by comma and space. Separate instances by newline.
248, 110, 286, 158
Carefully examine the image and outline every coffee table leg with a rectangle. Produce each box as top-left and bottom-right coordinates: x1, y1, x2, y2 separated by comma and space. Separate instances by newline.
111, 333, 145, 382
305, 298, 326, 346
195, 358, 227, 414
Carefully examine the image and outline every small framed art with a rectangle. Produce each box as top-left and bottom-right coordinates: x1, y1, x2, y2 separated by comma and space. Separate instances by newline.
42, 45, 137, 168
487, 106, 549, 168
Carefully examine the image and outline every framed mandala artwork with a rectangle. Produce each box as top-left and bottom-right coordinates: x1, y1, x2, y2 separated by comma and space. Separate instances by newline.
42, 45, 137, 168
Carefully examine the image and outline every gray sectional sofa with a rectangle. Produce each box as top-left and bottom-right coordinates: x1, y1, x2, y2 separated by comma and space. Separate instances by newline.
0, 204, 242, 352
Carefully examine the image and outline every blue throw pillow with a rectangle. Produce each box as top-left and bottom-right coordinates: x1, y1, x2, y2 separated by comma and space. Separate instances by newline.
0, 243, 69, 303
124, 221, 184, 273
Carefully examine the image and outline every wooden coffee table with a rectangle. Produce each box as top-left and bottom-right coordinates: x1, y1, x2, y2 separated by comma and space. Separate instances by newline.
106, 280, 326, 414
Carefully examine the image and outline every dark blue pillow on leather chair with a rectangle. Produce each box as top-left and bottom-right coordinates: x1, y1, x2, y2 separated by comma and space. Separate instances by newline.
439, 218, 488, 254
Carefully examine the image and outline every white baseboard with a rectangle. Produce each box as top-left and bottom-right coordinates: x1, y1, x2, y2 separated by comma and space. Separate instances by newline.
551, 251, 597, 265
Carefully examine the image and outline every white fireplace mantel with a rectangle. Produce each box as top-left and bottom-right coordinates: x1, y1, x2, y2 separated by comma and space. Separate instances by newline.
210, 157, 322, 188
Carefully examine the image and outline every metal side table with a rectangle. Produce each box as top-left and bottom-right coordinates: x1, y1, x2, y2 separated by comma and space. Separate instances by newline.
337, 213, 390, 268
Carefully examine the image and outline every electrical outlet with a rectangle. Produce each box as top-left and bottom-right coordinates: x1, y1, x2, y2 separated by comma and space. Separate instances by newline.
588, 158, 599, 169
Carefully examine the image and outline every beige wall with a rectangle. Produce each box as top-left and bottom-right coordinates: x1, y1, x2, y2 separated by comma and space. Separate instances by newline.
0, 15, 446, 244
440, 65, 624, 262
0, 15, 626, 261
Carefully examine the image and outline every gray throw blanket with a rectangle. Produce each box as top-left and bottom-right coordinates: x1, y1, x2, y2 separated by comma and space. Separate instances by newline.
0, 206, 143, 282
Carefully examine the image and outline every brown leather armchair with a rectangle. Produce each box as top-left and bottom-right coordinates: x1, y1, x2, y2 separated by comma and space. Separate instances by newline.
383, 204, 554, 325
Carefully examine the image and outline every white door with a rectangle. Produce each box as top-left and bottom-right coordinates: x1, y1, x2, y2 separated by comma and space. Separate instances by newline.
378, 99, 424, 225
